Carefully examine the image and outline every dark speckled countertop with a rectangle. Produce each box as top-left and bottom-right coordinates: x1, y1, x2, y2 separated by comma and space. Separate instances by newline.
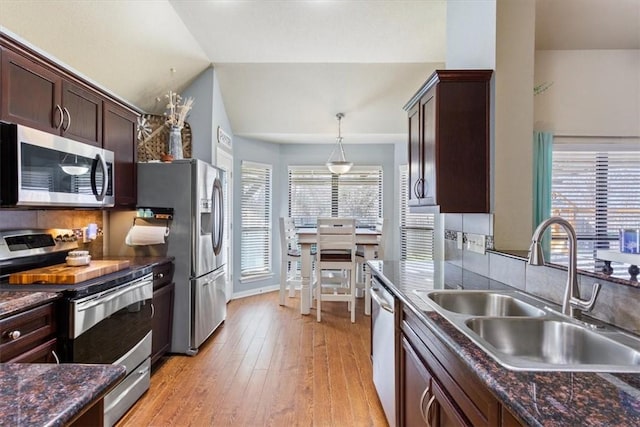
0, 363, 125, 426
0, 291, 61, 319
369, 260, 640, 427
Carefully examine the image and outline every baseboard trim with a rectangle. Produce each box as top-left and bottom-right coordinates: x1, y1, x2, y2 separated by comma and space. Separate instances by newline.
231, 284, 280, 300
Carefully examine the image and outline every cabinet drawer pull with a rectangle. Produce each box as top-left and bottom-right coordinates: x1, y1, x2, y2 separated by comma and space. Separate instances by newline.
6, 330, 21, 340
414, 178, 424, 198
425, 394, 436, 426
419, 383, 431, 423
155, 273, 164, 279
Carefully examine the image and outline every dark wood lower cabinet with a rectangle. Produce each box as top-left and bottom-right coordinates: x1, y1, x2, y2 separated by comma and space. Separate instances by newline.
401, 335, 433, 426
0, 301, 59, 363
7, 337, 58, 363
400, 305, 523, 427
151, 261, 175, 365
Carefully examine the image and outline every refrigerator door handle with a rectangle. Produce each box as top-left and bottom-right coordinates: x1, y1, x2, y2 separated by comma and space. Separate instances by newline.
212, 177, 224, 256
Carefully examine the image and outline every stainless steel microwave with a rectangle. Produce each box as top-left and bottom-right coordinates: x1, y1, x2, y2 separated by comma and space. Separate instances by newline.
0, 123, 114, 207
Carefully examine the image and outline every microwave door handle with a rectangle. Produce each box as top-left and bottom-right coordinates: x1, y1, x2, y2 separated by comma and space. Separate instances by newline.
90, 153, 108, 201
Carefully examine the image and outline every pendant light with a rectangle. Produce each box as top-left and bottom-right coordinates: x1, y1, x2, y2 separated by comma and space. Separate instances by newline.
59, 154, 90, 176
326, 113, 353, 174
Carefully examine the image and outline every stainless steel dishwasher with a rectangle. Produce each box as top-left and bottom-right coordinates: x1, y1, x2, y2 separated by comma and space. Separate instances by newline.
371, 275, 396, 427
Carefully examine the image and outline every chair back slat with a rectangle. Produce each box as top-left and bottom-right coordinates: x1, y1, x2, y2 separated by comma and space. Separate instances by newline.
316, 218, 356, 260
280, 217, 299, 253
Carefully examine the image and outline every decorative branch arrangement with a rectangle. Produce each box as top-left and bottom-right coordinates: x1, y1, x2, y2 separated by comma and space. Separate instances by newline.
534, 81, 553, 96
164, 90, 194, 129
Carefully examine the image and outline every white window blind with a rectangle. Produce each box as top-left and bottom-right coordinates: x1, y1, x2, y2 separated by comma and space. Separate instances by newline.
241, 161, 272, 279
551, 144, 640, 273
288, 166, 382, 227
399, 165, 434, 260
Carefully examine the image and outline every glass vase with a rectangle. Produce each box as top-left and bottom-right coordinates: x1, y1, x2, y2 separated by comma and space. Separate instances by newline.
168, 126, 183, 160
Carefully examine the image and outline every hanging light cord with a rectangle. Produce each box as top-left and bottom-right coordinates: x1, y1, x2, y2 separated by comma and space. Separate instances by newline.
328, 113, 347, 162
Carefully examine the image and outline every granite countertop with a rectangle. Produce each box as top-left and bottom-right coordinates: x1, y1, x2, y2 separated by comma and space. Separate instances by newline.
0, 363, 125, 426
0, 291, 61, 319
369, 260, 640, 427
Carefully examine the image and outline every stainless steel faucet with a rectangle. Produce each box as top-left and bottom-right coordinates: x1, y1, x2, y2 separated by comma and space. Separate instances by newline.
528, 216, 601, 318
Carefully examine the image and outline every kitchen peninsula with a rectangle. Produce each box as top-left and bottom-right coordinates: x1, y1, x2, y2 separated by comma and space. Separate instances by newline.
370, 260, 640, 426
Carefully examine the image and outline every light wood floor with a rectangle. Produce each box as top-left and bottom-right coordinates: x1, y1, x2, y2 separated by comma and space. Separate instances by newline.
117, 291, 388, 426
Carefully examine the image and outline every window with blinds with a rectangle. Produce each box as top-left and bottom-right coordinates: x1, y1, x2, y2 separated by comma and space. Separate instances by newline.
399, 165, 434, 260
551, 144, 640, 273
241, 161, 272, 280
288, 166, 382, 227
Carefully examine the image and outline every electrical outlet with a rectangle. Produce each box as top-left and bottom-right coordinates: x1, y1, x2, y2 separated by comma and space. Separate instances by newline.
466, 233, 486, 254
72, 228, 84, 242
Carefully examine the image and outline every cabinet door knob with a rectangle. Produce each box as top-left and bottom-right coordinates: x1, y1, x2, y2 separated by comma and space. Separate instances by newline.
7, 330, 21, 340
155, 273, 164, 279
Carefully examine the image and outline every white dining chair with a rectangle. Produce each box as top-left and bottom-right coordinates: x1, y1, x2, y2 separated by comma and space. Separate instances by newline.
315, 218, 357, 322
279, 217, 301, 305
356, 217, 387, 315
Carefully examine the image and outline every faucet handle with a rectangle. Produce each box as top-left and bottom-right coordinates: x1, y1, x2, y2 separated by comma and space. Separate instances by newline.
570, 282, 602, 313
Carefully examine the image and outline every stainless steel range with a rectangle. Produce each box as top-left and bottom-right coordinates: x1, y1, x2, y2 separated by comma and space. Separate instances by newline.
0, 229, 153, 427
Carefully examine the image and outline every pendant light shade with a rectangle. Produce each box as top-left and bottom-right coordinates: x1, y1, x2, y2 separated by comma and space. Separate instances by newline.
326, 113, 353, 174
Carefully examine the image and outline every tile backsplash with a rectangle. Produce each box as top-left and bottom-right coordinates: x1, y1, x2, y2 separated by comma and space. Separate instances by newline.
441, 212, 640, 334
0, 209, 105, 257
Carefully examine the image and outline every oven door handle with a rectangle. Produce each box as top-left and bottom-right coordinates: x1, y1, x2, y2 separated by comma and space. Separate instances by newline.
76, 279, 152, 312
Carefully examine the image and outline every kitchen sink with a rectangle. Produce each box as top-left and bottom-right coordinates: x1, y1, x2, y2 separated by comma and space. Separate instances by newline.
465, 317, 640, 370
424, 291, 546, 317
414, 289, 640, 372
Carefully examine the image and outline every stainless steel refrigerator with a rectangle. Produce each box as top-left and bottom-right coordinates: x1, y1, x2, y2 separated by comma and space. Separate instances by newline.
137, 159, 226, 355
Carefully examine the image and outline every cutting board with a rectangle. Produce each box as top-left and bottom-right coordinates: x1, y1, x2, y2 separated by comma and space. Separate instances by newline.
9, 260, 130, 285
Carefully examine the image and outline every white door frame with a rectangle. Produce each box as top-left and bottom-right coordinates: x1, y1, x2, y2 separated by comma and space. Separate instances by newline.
217, 148, 233, 301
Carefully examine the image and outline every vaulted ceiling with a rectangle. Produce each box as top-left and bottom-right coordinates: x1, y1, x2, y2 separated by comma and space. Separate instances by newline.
0, 0, 638, 145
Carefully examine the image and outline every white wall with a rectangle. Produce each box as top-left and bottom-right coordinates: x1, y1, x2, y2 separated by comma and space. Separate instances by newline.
445, 0, 536, 251
446, 0, 496, 69
182, 66, 234, 165
492, 0, 535, 250
534, 50, 640, 137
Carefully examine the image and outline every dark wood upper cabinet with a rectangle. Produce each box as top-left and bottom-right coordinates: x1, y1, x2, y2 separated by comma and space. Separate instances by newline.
405, 69, 493, 213
0, 47, 62, 134
0, 47, 103, 147
62, 80, 103, 146
104, 101, 138, 208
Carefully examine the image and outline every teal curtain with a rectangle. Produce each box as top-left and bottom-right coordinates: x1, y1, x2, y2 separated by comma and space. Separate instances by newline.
533, 131, 553, 258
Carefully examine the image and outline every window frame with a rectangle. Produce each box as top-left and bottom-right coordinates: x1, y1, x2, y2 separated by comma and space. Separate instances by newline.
240, 160, 273, 282
287, 165, 383, 228
550, 138, 640, 274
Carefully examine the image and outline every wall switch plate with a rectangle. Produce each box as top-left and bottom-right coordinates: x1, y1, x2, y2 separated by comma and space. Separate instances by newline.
456, 232, 464, 250
466, 233, 486, 254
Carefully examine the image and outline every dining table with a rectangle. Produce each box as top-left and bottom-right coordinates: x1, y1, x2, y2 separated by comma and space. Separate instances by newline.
296, 227, 382, 316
